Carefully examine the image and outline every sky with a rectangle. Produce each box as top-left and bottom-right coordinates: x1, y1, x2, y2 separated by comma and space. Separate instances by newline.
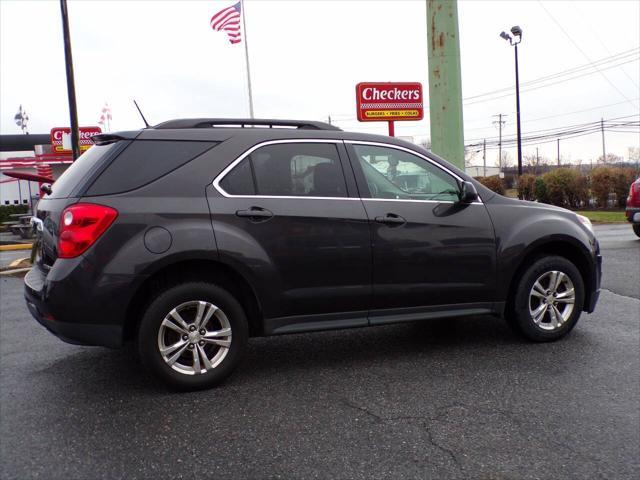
1, 0, 639, 168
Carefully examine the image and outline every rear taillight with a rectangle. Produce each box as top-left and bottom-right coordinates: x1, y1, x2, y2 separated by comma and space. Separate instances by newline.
58, 203, 118, 258
628, 182, 640, 205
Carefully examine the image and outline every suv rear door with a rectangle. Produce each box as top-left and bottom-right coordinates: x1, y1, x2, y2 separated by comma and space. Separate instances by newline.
345, 141, 497, 323
207, 139, 372, 334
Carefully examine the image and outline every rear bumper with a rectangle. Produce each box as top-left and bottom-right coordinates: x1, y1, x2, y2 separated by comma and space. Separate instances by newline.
24, 263, 140, 348
625, 207, 640, 223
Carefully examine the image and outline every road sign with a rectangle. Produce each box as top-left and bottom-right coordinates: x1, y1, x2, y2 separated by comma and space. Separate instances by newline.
50, 126, 101, 154
356, 82, 424, 123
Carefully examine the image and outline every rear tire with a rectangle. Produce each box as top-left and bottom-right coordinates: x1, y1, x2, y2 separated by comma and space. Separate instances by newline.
138, 282, 248, 391
508, 256, 584, 342
633, 224, 640, 238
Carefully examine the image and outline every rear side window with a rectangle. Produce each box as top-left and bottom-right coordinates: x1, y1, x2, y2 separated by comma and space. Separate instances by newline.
219, 143, 347, 197
86, 140, 216, 196
220, 158, 255, 195
47, 143, 120, 198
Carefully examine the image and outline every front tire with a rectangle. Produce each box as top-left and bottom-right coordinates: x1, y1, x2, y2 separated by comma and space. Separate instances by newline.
509, 256, 585, 342
138, 282, 248, 390
633, 224, 640, 238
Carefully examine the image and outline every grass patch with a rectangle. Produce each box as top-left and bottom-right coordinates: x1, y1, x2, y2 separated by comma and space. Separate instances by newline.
575, 210, 627, 224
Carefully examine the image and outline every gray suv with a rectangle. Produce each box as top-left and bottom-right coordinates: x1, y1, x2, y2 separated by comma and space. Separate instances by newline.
25, 119, 602, 390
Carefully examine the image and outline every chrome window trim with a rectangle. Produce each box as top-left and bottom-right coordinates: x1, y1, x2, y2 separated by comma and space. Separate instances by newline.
345, 140, 483, 204
361, 198, 482, 205
212, 139, 352, 200
212, 138, 483, 205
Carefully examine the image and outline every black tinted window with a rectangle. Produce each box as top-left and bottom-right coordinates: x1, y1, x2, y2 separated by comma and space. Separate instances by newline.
87, 140, 216, 196
221, 143, 347, 197
47, 143, 119, 198
219, 159, 255, 195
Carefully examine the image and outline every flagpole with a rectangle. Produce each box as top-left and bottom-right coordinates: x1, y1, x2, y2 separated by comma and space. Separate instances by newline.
240, 0, 254, 118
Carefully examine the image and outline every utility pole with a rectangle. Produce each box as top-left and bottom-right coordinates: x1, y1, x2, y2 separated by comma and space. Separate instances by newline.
427, 0, 465, 171
493, 114, 506, 171
535, 147, 539, 175
327, 115, 332, 125
483, 139, 487, 177
557, 138, 560, 166
600, 117, 606, 163
60, 0, 80, 160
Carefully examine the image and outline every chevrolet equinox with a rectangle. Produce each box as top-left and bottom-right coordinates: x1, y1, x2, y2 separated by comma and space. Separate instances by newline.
25, 119, 602, 390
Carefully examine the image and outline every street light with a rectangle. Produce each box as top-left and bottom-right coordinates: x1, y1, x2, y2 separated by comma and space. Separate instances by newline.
500, 25, 523, 184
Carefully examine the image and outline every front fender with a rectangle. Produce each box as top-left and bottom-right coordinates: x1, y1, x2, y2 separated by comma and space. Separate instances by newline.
486, 201, 597, 301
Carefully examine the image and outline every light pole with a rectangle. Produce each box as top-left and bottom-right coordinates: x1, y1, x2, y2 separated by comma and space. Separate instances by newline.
500, 26, 523, 184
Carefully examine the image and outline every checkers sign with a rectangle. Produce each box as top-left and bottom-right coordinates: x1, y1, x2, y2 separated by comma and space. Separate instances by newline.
50, 126, 102, 154
356, 82, 424, 122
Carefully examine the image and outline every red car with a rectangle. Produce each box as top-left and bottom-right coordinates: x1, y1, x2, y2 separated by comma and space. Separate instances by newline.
626, 177, 640, 238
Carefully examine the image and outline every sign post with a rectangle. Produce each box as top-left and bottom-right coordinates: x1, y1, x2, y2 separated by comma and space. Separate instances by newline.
355, 82, 424, 137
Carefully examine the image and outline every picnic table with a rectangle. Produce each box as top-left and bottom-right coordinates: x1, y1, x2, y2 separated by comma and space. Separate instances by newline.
4, 214, 35, 239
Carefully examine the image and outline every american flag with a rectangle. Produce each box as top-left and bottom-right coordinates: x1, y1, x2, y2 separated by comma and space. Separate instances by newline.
210, 2, 242, 44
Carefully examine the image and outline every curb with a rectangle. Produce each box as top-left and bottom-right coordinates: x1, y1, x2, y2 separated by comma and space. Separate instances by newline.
0, 244, 33, 251
0, 267, 30, 277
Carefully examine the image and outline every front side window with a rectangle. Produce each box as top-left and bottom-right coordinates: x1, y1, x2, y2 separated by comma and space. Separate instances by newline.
352, 144, 460, 202
219, 142, 347, 197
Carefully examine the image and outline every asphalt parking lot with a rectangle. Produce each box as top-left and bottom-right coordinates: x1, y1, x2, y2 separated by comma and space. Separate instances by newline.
1, 224, 638, 480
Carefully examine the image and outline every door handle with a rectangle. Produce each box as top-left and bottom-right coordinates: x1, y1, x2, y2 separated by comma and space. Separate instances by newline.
235, 207, 274, 221
375, 213, 406, 226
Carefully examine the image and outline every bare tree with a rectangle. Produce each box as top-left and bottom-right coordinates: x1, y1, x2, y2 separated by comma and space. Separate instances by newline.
523, 152, 541, 174
464, 146, 480, 168
498, 151, 513, 169
597, 153, 623, 164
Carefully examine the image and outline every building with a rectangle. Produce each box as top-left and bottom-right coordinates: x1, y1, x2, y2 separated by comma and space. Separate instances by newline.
466, 165, 501, 178
0, 134, 72, 208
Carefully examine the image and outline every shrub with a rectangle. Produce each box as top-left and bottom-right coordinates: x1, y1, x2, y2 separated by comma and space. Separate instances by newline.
542, 168, 586, 208
517, 174, 537, 201
590, 167, 616, 208
0, 204, 29, 225
534, 177, 548, 204
612, 167, 638, 208
475, 175, 505, 195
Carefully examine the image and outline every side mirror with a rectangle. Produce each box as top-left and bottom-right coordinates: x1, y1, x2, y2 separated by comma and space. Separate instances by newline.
459, 181, 479, 203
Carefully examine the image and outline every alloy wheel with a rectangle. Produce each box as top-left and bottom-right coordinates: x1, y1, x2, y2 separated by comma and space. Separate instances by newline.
528, 270, 576, 331
157, 300, 232, 375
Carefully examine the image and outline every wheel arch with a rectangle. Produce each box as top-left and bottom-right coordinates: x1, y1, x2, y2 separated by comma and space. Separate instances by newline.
505, 237, 595, 315
123, 258, 264, 341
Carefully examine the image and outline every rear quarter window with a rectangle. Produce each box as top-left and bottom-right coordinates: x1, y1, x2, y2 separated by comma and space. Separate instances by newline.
86, 140, 216, 196
47, 143, 122, 198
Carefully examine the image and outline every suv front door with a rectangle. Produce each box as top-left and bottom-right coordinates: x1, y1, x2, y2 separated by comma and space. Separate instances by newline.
346, 142, 497, 323
207, 140, 372, 334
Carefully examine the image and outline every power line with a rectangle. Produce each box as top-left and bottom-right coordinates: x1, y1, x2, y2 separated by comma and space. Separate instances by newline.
463, 56, 639, 106
469, 120, 639, 151
537, 0, 639, 109
463, 47, 639, 102
571, 2, 640, 91
466, 114, 639, 143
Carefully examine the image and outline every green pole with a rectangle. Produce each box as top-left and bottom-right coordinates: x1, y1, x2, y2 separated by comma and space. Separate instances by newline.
427, 0, 465, 170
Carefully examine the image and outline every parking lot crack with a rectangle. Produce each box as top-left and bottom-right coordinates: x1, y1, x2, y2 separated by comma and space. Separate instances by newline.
422, 421, 465, 476
339, 398, 384, 422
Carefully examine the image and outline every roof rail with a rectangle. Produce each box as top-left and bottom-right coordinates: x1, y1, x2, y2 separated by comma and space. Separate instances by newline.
153, 118, 342, 131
